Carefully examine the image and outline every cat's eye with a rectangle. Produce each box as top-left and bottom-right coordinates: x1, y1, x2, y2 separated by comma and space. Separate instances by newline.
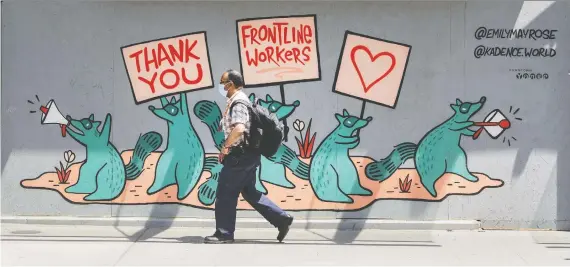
269, 103, 281, 112
81, 119, 92, 130
343, 117, 358, 127
165, 105, 179, 115
460, 103, 471, 114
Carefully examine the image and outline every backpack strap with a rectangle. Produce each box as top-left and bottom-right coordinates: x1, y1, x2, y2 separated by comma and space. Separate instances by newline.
229, 99, 252, 117
228, 99, 252, 146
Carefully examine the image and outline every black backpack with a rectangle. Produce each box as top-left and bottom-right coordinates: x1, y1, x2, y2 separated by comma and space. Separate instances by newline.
230, 98, 283, 158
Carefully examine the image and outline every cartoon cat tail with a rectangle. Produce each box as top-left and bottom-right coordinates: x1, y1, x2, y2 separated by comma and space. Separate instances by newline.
197, 156, 222, 206
277, 145, 310, 180
365, 142, 417, 182
125, 131, 163, 180
194, 100, 225, 150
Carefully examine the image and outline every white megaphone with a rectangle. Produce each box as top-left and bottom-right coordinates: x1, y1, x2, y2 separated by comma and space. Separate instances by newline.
39, 99, 69, 137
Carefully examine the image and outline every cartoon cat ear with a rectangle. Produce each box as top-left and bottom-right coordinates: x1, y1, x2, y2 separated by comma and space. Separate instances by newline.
456, 99, 463, 105
342, 109, 349, 116
89, 114, 94, 120
335, 113, 343, 122
248, 93, 256, 102
450, 104, 458, 111
266, 95, 274, 101
170, 96, 177, 103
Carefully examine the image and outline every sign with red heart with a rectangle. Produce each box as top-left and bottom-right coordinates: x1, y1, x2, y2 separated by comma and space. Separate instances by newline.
333, 31, 411, 108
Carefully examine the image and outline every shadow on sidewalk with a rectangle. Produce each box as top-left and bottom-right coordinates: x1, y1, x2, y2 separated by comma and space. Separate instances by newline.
112, 204, 180, 242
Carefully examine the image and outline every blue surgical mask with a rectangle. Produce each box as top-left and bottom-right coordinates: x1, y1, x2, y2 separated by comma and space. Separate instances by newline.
218, 84, 227, 98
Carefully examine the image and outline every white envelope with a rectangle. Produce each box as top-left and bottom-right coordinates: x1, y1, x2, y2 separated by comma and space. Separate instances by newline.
483, 109, 507, 139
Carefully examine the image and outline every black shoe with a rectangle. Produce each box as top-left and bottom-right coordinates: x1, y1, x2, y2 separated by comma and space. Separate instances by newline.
277, 214, 294, 242
204, 234, 234, 244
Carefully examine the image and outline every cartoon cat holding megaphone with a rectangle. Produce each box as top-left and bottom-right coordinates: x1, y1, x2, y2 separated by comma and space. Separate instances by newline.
63, 112, 162, 201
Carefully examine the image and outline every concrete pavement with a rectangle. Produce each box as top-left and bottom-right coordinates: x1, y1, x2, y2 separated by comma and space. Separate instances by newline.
1, 223, 570, 266
0, 216, 482, 230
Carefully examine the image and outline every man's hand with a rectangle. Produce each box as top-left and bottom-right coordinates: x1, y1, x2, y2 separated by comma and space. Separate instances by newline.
218, 146, 230, 163
219, 123, 245, 163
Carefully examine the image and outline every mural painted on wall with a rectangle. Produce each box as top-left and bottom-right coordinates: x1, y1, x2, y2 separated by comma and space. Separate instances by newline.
20, 14, 513, 211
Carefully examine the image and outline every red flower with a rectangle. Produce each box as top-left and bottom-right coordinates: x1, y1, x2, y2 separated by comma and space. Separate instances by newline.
399, 174, 412, 193
295, 119, 317, 159
55, 162, 71, 184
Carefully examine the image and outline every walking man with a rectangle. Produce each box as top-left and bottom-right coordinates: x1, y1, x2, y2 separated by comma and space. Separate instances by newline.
204, 69, 294, 244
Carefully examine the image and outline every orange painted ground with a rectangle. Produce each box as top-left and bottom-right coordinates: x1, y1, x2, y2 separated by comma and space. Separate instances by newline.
21, 151, 504, 211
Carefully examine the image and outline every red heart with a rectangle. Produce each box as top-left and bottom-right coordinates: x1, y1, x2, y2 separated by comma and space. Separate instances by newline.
350, 45, 396, 93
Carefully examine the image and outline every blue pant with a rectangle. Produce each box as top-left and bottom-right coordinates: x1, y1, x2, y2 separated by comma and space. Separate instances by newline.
215, 150, 289, 237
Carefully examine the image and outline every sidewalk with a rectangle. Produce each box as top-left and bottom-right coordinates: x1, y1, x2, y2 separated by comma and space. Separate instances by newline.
1, 223, 569, 266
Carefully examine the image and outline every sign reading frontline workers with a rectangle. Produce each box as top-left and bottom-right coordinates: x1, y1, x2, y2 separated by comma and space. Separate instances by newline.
121, 32, 213, 104
236, 15, 321, 87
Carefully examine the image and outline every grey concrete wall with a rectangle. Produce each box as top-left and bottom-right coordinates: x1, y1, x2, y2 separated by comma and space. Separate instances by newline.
2, 0, 569, 229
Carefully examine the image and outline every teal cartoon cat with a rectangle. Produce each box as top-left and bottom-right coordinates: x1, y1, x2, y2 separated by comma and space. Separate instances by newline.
193, 94, 309, 206
147, 93, 205, 200
365, 97, 486, 197
309, 109, 373, 203
252, 93, 301, 193
65, 113, 162, 201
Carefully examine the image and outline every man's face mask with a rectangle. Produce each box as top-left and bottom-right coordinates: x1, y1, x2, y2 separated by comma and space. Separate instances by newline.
218, 80, 231, 98
218, 83, 227, 98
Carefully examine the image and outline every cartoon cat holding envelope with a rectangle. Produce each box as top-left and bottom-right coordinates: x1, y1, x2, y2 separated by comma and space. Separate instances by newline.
365, 97, 487, 197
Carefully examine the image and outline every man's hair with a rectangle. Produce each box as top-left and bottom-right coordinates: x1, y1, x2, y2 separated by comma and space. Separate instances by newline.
226, 69, 245, 88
